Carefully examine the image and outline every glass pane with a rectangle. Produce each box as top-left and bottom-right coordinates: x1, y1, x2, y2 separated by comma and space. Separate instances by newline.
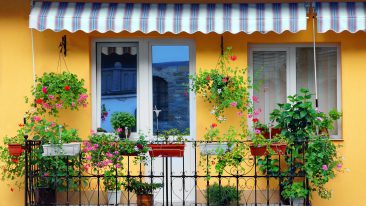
253, 51, 287, 124
100, 45, 138, 132
152, 46, 190, 134
296, 47, 338, 134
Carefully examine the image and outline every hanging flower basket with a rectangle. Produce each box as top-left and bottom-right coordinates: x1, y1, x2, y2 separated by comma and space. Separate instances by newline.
249, 145, 268, 156
42, 142, 81, 156
8, 144, 24, 163
148, 144, 185, 157
269, 143, 287, 155
199, 142, 233, 155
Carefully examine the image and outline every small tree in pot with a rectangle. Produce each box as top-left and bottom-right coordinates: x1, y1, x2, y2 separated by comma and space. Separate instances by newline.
123, 178, 162, 206
110, 112, 136, 139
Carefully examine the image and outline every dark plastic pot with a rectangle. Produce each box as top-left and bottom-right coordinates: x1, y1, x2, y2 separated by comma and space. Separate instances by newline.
148, 144, 185, 157
34, 187, 56, 205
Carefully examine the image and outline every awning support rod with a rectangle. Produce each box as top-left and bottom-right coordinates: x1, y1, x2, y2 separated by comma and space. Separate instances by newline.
312, 8, 319, 108
30, 28, 36, 89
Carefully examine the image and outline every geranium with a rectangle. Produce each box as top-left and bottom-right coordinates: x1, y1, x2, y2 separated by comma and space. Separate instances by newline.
211, 123, 217, 128
33, 116, 41, 122
206, 76, 211, 81
230, 101, 237, 107
42, 87, 47, 94
230, 55, 237, 61
322, 165, 328, 171
64, 85, 70, 91
252, 118, 259, 123
36, 99, 43, 104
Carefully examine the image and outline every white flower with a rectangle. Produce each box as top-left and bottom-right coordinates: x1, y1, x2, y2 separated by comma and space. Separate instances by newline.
210, 110, 216, 115
217, 89, 222, 94
218, 116, 226, 122
202, 92, 207, 97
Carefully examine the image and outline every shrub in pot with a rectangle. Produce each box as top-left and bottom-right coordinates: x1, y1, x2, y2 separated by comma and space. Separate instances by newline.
110, 112, 136, 139
206, 183, 241, 206
123, 178, 162, 206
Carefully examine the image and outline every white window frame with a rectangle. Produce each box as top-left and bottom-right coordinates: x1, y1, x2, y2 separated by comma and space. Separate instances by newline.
92, 39, 196, 140
248, 44, 342, 139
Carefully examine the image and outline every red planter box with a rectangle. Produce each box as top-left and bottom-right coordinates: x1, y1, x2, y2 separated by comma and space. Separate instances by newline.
8, 144, 24, 163
148, 144, 185, 157
269, 143, 287, 155
249, 145, 268, 156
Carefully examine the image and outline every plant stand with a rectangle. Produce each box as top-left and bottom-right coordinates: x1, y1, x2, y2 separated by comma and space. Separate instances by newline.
148, 144, 185, 157
107, 190, 122, 205
42, 142, 81, 156
137, 194, 153, 206
199, 142, 233, 155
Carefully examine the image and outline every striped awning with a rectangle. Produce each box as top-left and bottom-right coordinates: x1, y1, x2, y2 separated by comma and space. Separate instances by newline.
29, 2, 307, 34
316, 2, 366, 33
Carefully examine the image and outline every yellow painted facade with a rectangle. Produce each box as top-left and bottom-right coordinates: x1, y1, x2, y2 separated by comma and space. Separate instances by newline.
0, 0, 365, 205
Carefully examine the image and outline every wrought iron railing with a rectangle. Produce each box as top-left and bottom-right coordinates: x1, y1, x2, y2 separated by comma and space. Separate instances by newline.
24, 138, 310, 206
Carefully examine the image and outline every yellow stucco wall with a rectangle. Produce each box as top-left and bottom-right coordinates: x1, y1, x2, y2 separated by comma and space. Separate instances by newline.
0, 0, 365, 205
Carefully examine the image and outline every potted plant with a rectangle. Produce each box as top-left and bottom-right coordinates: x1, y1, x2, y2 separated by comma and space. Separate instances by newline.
206, 183, 241, 206
30, 71, 88, 116
189, 47, 252, 123
110, 112, 136, 139
123, 179, 163, 206
41, 125, 82, 157
148, 128, 187, 157
281, 182, 308, 205
119, 133, 149, 156
249, 132, 269, 156
199, 123, 234, 155
3, 135, 24, 163
104, 170, 123, 205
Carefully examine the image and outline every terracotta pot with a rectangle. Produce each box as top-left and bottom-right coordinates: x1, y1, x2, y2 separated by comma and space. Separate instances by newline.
270, 143, 287, 155
148, 144, 185, 157
249, 145, 268, 156
137, 194, 153, 206
34, 187, 56, 205
8, 144, 24, 162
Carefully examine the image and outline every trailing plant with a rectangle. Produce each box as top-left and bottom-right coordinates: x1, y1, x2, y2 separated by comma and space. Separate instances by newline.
281, 182, 308, 200
190, 47, 253, 123
30, 71, 88, 116
206, 183, 241, 206
123, 178, 163, 195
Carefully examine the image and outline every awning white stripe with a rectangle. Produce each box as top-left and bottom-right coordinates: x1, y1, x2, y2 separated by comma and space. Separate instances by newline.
316, 2, 366, 33
29, 2, 307, 34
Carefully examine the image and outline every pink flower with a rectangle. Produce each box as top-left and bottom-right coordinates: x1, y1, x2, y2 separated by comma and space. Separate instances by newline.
86, 156, 92, 161
222, 78, 228, 83
255, 129, 261, 135
114, 151, 119, 155
230, 101, 237, 107
71, 102, 76, 107
253, 109, 261, 116
55, 103, 62, 109
44, 173, 49, 177
322, 165, 328, 171
50, 122, 56, 127
237, 111, 243, 117
90, 130, 95, 135
252, 96, 259, 103
248, 114, 253, 118
106, 152, 113, 158
33, 116, 41, 122
137, 144, 143, 150
93, 144, 99, 148
317, 117, 323, 121
42, 86, 47, 94
316, 108, 321, 113
206, 76, 211, 81
82, 103, 87, 108
84, 164, 90, 172
337, 163, 342, 169
48, 95, 54, 99
117, 128, 123, 133
115, 164, 121, 168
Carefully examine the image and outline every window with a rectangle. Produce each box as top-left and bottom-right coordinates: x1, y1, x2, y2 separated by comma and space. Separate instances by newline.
94, 40, 195, 137
250, 45, 341, 138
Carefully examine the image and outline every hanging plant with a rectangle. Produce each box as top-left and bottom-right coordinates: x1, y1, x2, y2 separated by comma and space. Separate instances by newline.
31, 72, 88, 116
189, 47, 253, 122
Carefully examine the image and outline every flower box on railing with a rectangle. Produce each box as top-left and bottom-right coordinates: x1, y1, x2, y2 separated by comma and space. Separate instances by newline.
42, 142, 81, 156
199, 142, 233, 155
148, 143, 185, 157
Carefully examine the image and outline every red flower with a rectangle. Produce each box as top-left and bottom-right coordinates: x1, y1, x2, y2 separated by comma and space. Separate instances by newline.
18, 124, 24, 127
36, 98, 43, 104
230, 55, 237, 61
222, 78, 228, 83
211, 123, 217, 128
64, 85, 70, 91
252, 118, 259, 123
42, 86, 47, 94
206, 76, 211, 81
137, 144, 143, 150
